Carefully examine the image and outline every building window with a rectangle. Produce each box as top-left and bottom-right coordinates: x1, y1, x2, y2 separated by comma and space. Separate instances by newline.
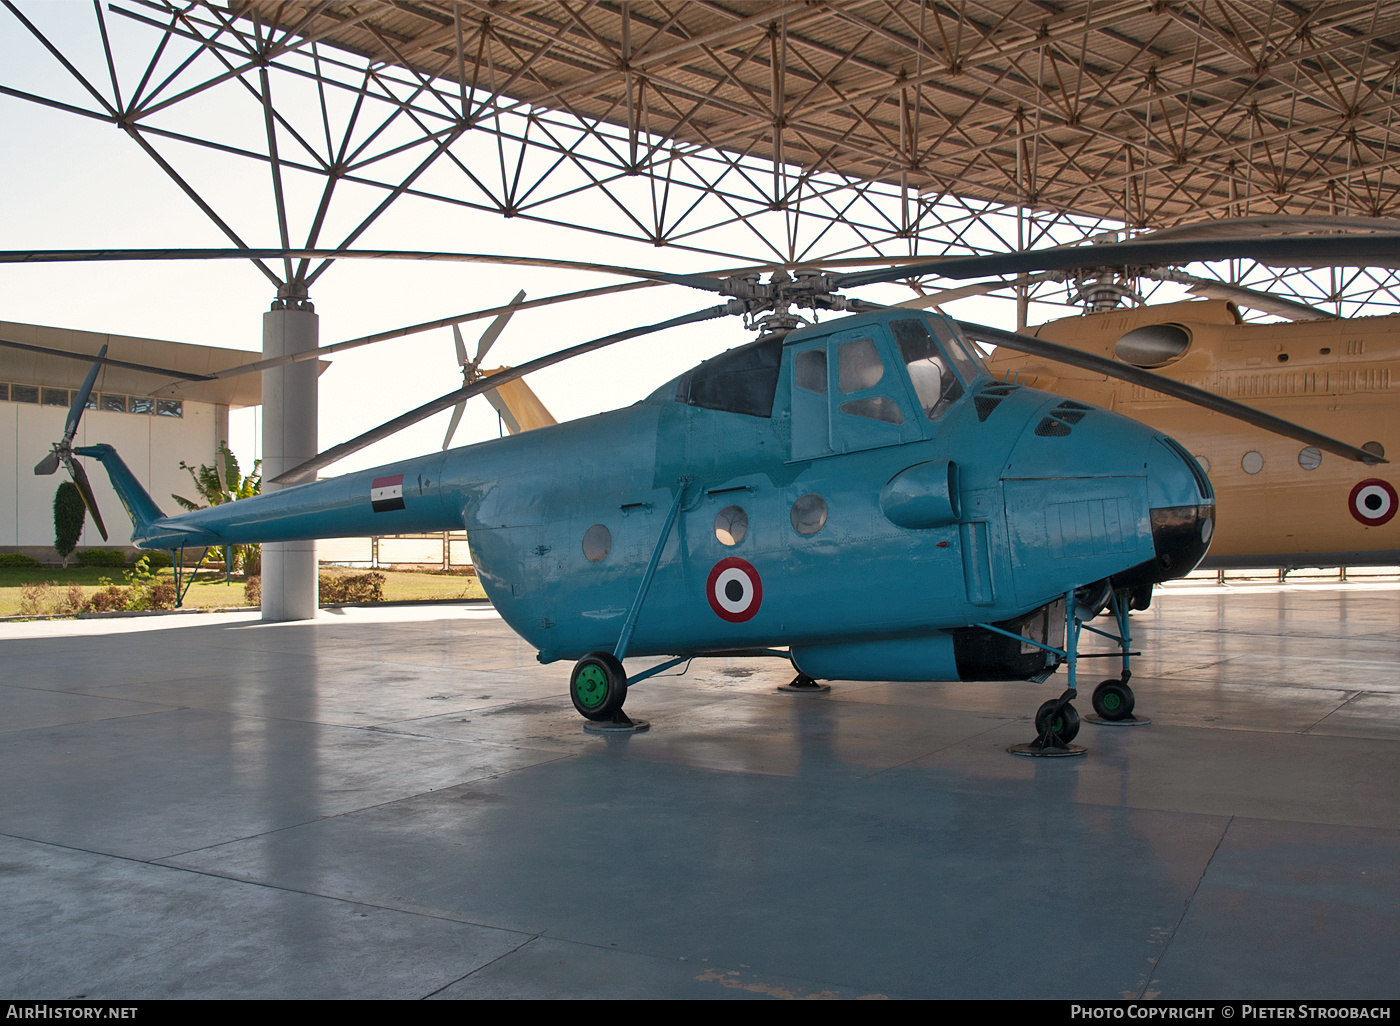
42, 388, 68, 407
156, 399, 183, 418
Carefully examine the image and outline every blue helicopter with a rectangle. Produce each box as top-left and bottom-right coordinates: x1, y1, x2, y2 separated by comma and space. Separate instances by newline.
37, 238, 1388, 753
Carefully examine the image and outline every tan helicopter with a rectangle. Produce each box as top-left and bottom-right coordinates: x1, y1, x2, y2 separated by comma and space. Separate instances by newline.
984, 297, 1397, 570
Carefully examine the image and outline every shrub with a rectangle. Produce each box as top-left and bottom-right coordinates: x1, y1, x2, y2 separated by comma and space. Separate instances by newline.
245, 575, 260, 606
145, 581, 178, 610
319, 571, 385, 604
0, 553, 42, 567
84, 585, 132, 613
54, 482, 86, 566
135, 551, 173, 570
18, 582, 57, 616
76, 549, 128, 568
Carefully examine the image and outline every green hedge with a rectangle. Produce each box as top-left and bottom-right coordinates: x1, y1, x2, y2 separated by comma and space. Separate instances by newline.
76, 549, 129, 568
0, 553, 42, 567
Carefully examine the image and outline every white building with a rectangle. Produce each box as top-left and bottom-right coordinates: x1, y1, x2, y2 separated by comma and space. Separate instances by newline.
1, 320, 267, 558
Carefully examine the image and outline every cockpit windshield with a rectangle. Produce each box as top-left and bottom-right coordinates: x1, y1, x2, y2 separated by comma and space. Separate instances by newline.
927, 316, 990, 383
890, 318, 966, 421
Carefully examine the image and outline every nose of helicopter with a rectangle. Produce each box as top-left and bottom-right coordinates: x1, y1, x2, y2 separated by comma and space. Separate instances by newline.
1123, 434, 1216, 587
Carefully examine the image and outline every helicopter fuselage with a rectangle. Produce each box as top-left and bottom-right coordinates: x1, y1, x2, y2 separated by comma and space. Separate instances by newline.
80, 309, 1214, 684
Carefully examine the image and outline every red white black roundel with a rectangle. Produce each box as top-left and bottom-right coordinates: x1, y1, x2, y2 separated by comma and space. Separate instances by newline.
707, 557, 763, 623
1349, 478, 1398, 526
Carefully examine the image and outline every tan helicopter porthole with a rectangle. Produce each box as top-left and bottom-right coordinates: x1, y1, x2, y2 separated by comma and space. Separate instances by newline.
1242, 451, 1265, 475
582, 524, 612, 562
714, 505, 749, 546
1298, 446, 1323, 471
1194, 455, 1211, 475
1363, 441, 1386, 459
791, 493, 828, 536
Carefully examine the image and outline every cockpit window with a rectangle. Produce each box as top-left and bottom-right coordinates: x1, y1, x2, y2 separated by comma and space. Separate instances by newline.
892, 318, 963, 421
675, 336, 784, 417
838, 337, 885, 392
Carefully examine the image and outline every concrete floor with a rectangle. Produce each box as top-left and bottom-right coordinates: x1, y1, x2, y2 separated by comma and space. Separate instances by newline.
1, 584, 1397, 1000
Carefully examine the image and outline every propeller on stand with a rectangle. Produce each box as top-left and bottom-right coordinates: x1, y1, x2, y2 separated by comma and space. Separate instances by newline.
443, 290, 526, 449
35, 344, 110, 541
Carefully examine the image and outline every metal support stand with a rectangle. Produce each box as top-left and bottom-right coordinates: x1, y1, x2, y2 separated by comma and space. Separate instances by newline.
779, 672, 830, 693
171, 546, 211, 608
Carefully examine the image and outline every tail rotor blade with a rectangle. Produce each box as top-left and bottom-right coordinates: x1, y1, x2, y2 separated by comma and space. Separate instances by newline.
62, 343, 108, 444
442, 401, 466, 450
475, 290, 526, 366
35, 451, 60, 476
452, 324, 469, 369
70, 459, 109, 541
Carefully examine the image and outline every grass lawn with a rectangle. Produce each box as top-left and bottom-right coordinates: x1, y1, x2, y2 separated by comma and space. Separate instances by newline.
0, 566, 487, 618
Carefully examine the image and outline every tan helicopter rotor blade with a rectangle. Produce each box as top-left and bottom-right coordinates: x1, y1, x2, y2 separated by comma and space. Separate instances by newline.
271, 302, 736, 485
958, 321, 1387, 466
481, 374, 558, 434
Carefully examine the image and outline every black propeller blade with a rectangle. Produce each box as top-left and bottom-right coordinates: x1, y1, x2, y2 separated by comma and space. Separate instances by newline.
834, 233, 1400, 290
69, 458, 108, 542
271, 302, 738, 485
956, 321, 1387, 466
34, 345, 111, 539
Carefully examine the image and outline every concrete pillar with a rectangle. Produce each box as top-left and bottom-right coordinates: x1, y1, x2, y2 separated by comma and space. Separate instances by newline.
260, 294, 319, 621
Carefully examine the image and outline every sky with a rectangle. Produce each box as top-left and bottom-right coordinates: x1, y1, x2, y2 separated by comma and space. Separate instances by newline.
0, 2, 1079, 482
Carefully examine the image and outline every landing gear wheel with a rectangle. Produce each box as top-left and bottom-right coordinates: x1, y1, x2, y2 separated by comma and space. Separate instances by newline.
570, 651, 628, 721
1091, 680, 1135, 721
1034, 699, 1081, 744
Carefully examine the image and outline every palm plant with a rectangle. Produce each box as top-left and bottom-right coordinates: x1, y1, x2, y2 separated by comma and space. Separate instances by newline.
172, 442, 261, 572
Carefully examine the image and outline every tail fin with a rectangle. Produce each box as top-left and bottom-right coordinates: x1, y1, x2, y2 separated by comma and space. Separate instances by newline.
74, 444, 168, 537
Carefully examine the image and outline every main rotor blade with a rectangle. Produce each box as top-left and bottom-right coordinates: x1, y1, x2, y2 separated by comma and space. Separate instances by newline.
0, 248, 729, 292
0, 338, 216, 381
957, 321, 1387, 466
272, 303, 736, 485
1144, 270, 1333, 320
475, 290, 526, 366
69, 459, 108, 542
35, 451, 60, 476
196, 280, 667, 383
62, 343, 108, 444
835, 233, 1400, 289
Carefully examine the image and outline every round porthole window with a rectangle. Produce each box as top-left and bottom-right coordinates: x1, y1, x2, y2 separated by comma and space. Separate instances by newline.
1194, 455, 1211, 476
1298, 446, 1322, 471
582, 524, 612, 562
791, 493, 828, 536
714, 505, 748, 546
1241, 451, 1264, 475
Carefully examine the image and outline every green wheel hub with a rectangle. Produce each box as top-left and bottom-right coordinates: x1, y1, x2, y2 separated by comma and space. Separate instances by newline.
573, 664, 609, 709
1100, 691, 1121, 712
